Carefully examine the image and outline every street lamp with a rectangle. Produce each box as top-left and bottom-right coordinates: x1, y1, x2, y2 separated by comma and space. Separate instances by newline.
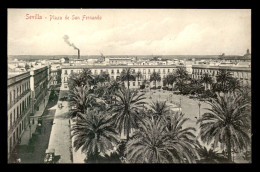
198, 101, 201, 119
29, 122, 31, 139
179, 97, 182, 109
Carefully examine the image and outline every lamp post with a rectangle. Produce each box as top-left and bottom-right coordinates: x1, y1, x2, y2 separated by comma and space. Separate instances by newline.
198, 101, 201, 119
29, 122, 31, 139
179, 96, 182, 112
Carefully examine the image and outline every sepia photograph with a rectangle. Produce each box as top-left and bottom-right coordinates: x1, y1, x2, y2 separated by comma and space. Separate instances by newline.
7, 8, 251, 164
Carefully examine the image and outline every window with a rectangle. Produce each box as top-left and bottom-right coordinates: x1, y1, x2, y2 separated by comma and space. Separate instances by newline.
117, 69, 119, 74
13, 133, 15, 145
143, 69, 146, 74
65, 70, 67, 75
133, 82, 135, 86
10, 113, 12, 128
20, 104, 22, 116
148, 69, 150, 73
9, 137, 12, 153
71, 70, 73, 74
168, 69, 170, 72
163, 69, 165, 74
9, 92, 12, 104
111, 70, 114, 74
138, 82, 140, 86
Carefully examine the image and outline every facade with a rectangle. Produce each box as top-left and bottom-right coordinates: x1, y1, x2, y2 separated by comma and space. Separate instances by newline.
8, 65, 52, 160
51, 69, 61, 85
8, 72, 32, 159
191, 64, 251, 86
30, 66, 50, 113
60, 65, 184, 90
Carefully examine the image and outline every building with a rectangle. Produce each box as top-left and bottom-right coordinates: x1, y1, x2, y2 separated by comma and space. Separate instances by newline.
60, 57, 70, 63
105, 57, 132, 65
60, 65, 185, 90
50, 68, 61, 85
30, 66, 50, 113
218, 49, 251, 63
191, 64, 251, 87
8, 72, 32, 159
8, 65, 52, 160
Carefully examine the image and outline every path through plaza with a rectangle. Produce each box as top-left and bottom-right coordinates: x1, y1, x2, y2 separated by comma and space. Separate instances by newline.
47, 91, 73, 163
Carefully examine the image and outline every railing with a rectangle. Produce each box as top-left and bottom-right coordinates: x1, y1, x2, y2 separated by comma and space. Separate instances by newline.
8, 105, 31, 136
8, 89, 31, 110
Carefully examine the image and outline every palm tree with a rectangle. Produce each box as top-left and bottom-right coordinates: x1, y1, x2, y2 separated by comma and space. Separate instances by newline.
190, 79, 204, 95
216, 69, 233, 93
125, 117, 174, 163
175, 67, 189, 80
69, 85, 97, 120
71, 110, 119, 163
198, 92, 251, 162
125, 112, 199, 163
68, 68, 94, 90
150, 71, 161, 88
165, 112, 199, 163
95, 71, 110, 86
68, 72, 84, 90
175, 77, 187, 93
149, 100, 171, 121
196, 143, 228, 163
136, 71, 143, 81
201, 73, 213, 90
107, 80, 122, 104
81, 68, 94, 86
227, 78, 241, 92
163, 74, 171, 87
120, 67, 136, 90
109, 87, 147, 141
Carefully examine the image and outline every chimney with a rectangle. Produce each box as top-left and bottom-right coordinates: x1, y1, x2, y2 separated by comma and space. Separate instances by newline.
78, 49, 80, 59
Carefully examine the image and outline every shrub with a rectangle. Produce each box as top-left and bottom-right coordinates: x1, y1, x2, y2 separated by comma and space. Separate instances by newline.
162, 86, 168, 90
140, 85, 145, 89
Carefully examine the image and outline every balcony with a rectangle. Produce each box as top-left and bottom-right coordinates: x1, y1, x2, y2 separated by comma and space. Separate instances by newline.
8, 89, 31, 110
8, 105, 31, 136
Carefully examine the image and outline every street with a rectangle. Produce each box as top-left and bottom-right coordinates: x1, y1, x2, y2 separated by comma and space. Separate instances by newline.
19, 90, 59, 163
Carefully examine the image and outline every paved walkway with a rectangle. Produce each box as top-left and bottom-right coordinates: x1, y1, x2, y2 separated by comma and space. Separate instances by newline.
70, 119, 86, 163
47, 91, 72, 163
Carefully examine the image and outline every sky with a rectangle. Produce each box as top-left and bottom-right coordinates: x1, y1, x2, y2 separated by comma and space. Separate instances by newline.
8, 9, 251, 56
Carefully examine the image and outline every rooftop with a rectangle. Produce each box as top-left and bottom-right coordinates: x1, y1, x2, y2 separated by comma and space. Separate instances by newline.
61, 64, 181, 69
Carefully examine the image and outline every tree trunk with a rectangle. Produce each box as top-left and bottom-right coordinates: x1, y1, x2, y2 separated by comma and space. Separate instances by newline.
227, 130, 232, 162
127, 77, 130, 90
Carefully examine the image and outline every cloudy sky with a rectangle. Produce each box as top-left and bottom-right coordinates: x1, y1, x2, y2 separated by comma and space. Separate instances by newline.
8, 9, 251, 56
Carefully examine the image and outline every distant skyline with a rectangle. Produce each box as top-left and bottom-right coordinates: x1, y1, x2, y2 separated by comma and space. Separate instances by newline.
8, 9, 251, 56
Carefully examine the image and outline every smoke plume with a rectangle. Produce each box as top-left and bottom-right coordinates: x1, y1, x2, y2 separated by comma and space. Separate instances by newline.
63, 35, 79, 50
